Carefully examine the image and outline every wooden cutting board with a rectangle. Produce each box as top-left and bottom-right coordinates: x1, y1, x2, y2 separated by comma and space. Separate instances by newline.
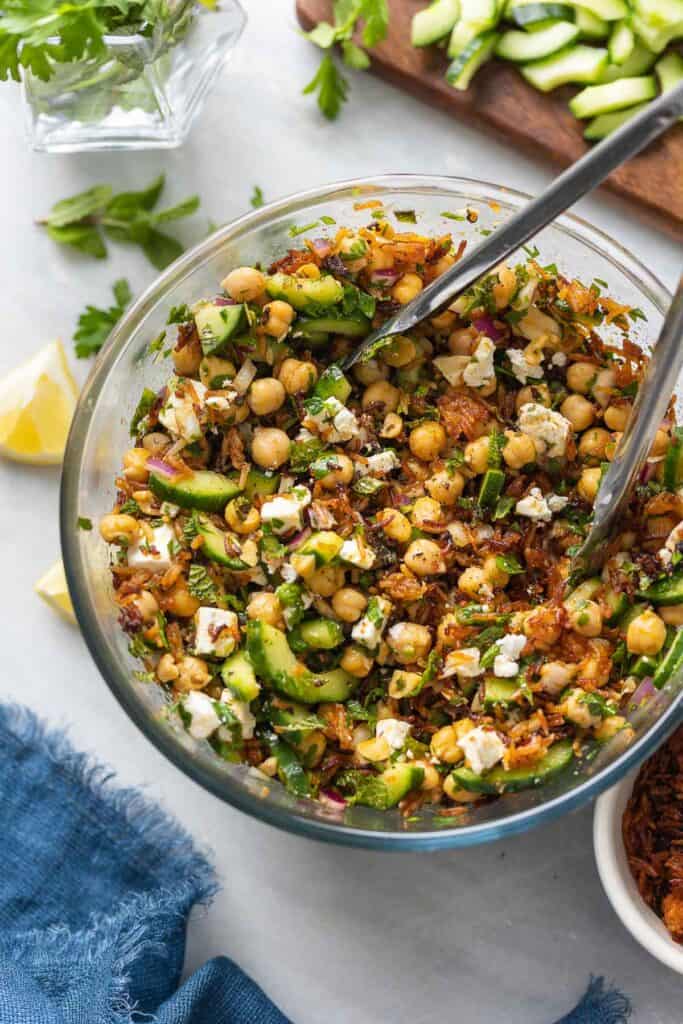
296, 0, 683, 242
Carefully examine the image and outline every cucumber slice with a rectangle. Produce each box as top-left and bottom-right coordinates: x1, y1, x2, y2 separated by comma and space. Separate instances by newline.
478, 468, 506, 508
652, 629, 683, 689
631, 654, 659, 679
496, 21, 579, 61
564, 576, 602, 610
447, 30, 498, 89
566, 0, 628, 18
298, 530, 344, 565
608, 19, 634, 63
663, 427, 683, 490
265, 273, 344, 312
604, 587, 630, 625
149, 468, 242, 512
196, 515, 248, 570
521, 44, 608, 91
574, 7, 609, 39
314, 365, 352, 403
264, 733, 310, 797
450, 739, 574, 794
412, 0, 460, 46
290, 617, 344, 652
352, 764, 425, 810
569, 75, 657, 118
656, 51, 683, 99
194, 302, 246, 356
447, 0, 499, 58
584, 101, 649, 139
293, 316, 371, 340
637, 570, 683, 606
240, 467, 280, 500
221, 649, 260, 702
483, 678, 522, 708
600, 40, 657, 81
631, 12, 683, 54
507, 2, 574, 28
247, 621, 356, 704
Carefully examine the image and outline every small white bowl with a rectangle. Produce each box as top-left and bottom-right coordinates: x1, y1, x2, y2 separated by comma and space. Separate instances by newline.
594, 770, 683, 974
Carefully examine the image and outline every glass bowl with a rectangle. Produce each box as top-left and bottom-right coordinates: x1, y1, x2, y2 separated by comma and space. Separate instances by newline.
61, 174, 683, 850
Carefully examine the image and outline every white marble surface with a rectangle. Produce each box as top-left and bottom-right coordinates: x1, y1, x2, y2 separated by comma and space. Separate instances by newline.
0, 3, 681, 1021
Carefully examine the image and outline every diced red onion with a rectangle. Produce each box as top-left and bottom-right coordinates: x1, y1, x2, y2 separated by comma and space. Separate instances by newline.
288, 526, 312, 550
472, 315, 503, 341
632, 678, 655, 705
319, 788, 347, 808
370, 269, 401, 286
146, 457, 179, 478
639, 461, 658, 484
233, 358, 257, 395
311, 238, 332, 256
213, 296, 236, 307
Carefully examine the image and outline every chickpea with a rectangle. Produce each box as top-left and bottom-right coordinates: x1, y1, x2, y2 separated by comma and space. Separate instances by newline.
332, 587, 367, 623
157, 653, 179, 683
493, 265, 517, 309
431, 252, 456, 279
605, 432, 622, 461
566, 361, 598, 395
221, 266, 266, 302
248, 377, 286, 417
246, 592, 284, 628
251, 427, 291, 470
448, 327, 477, 355
417, 760, 442, 792
132, 590, 159, 622
568, 599, 603, 638
318, 453, 354, 490
404, 538, 445, 576
278, 358, 318, 395
430, 724, 465, 765
392, 272, 423, 305
426, 468, 464, 505
340, 645, 374, 678
411, 496, 444, 532
297, 262, 321, 279
308, 565, 345, 597
578, 427, 611, 462
377, 508, 412, 545
263, 300, 296, 338
604, 403, 631, 432
483, 554, 509, 588
627, 609, 666, 656
577, 467, 602, 504
660, 605, 683, 626
381, 335, 416, 368
142, 431, 170, 455
122, 447, 151, 483
353, 358, 388, 386
225, 498, 260, 534
99, 514, 139, 544
443, 776, 480, 802
561, 394, 595, 432
430, 308, 457, 332
290, 552, 316, 579
165, 584, 200, 618
458, 566, 490, 599
387, 621, 432, 664
175, 655, 211, 692
650, 428, 670, 458
258, 756, 279, 778
593, 368, 616, 408
564, 689, 600, 730
199, 355, 236, 389
501, 431, 533, 471
362, 380, 400, 413
437, 613, 461, 649
409, 421, 447, 462
380, 412, 403, 439
464, 436, 490, 475
172, 339, 201, 376
594, 715, 630, 743
357, 735, 392, 762
388, 670, 423, 698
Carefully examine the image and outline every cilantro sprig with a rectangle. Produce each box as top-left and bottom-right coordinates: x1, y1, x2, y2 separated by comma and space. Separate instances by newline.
73, 278, 131, 358
39, 174, 200, 269
302, 0, 389, 120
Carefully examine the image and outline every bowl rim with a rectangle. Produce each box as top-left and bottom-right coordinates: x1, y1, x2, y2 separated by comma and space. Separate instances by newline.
593, 765, 683, 974
61, 172, 683, 850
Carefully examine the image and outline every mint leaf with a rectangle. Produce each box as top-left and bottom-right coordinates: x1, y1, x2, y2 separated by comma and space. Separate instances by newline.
152, 195, 200, 224
104, 174, 165, 220
46, 223, 107, 259
45, 184, 113, 228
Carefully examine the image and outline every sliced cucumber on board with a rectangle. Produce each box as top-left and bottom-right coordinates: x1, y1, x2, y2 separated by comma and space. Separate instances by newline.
521, 43, 608, 91
448, 0, 498, 58
600, 40, 657, 82
569, 74, 657, 118
608, 19, 635, 62
507, 2, 575, 28
496, 20, 579, 61
564, 0, 628, 18
412, 0, 461, 46
657, 50, 683, 95
574, 7, 610, 39
447, 30, 498, 88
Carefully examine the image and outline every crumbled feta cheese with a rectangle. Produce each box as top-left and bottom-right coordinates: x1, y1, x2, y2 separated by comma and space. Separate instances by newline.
660, 521, 683, 565
332, 403, 360, 441
127, 524, 175, 572
280, 562, 298, 583
260, 488, 310, 536
366, 450, 401, 475
161, 501, 180, 518
376, 718, 411, 750
340, 536, 375, 569
220, 691, 256, 741
183, 691, 221, 740
515, 487, 552, 522
564, 689, 600, 731
352, 596, 392, 650
551, 351, 567, 367
205, 390, 236, 416
460, 727, 506, 775
493, 633, 526, 678
506, 348, 544, 384
158, 377, 206, 441
518, 402, 571, 458
305, 396, 359, 443
515, 305, 561, 343
194, 607, 239, 658
443, 647, 483, 679
547, 493, 569, 513
463, 336, 496, 388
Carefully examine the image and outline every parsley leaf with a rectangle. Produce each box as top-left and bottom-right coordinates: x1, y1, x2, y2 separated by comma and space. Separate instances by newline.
303, 53, 348, 120
250, 185, 265, 209
73, 278, 132, 358
187, 564, 218, 604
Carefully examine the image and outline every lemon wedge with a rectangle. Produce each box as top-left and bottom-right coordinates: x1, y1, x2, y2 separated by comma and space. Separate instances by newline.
0, 340, 78, 464
35, 559, 76, 624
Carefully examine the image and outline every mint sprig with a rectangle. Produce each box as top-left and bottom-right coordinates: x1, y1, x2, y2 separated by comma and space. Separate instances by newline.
73, 278, 131, 359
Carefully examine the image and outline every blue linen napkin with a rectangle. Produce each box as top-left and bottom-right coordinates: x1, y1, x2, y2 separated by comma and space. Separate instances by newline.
0, 701, 631, 1024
